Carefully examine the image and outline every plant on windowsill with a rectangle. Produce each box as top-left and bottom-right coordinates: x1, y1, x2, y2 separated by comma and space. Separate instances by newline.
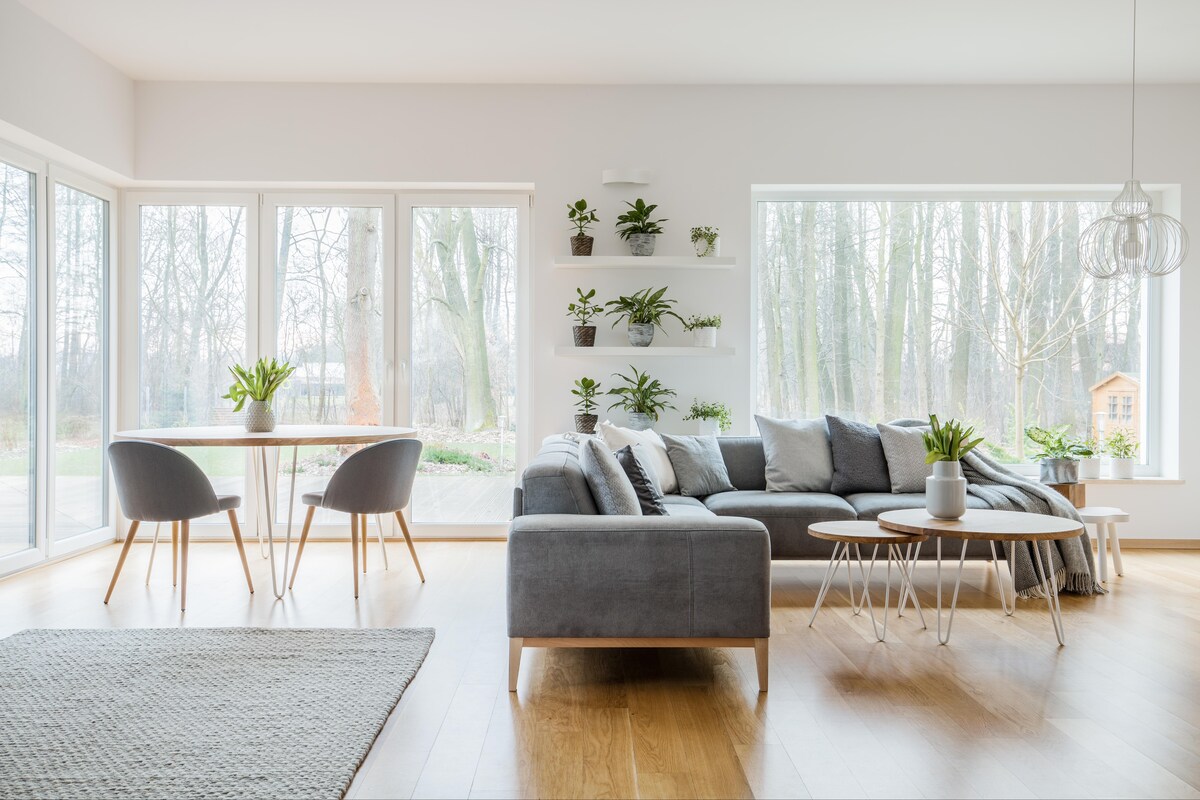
223, 357, 296, 433
604, 286, 684, 347
606, 366, 676, 431
1079, 436, 1102, 479
1025, 424, 1094, 485
1104, 428, 1139, 479
571, 377, 601, 434
682, 399, 732, 436
615, 198, 667, 256
567, 287, 603, 347
683, 314, 722, 348
922, 414, 984, 519
690, 226, 720, 257
567, 198, 599, 256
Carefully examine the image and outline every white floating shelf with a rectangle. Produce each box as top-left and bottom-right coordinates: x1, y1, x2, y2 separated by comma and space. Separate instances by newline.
555, 346, 735, 357
555, 256, 736, 270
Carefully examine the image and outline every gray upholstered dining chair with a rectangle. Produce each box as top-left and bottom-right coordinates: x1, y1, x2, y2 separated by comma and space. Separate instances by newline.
105, 440, 254, 611
289, 438, 425, 598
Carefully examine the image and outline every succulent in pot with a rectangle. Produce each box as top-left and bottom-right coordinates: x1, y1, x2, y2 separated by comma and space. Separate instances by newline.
922, 414, 984, 520
223, 357, 297, 433
683, 399, 732, 437
566, 287, 603, 347
604, 286, 683, 347
690, 226, 720, 257
567, 198, 599, 256
571, 376, 601, 434
1105, 428, 1139, 479
1025, 424, 1094, 484
615, 198, 667, 256
683, 314, 722, 348
606, 366, 676, 431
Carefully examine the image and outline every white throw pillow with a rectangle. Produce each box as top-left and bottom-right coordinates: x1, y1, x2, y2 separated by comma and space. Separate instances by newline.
597, 421, 678, 494
754, 415, 834, 493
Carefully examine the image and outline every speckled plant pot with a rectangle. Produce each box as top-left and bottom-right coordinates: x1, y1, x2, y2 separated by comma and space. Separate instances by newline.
626, 412, 654, 431
572, 325, 596, 347
627, 234, 656, 256
245, 400, 276, 433
627, 323, 655, 347
574, 414, 597, 435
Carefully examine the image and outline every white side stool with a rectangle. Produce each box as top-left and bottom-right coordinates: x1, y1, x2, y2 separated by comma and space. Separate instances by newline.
1077, 506, 1129, 582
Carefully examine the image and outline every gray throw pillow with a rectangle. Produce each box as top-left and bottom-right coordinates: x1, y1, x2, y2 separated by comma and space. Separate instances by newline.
754, 415, 834, 493
614, 445, 667, 515
876, 423, 933, 493
659, 434, 735, 497
826, 415, 892, 495
579, 437, 642, 515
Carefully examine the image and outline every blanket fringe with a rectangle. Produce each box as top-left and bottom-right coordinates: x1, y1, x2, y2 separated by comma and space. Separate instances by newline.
1016, 567, 1107, 599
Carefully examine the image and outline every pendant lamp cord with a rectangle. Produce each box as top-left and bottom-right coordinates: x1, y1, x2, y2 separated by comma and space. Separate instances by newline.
1130, 0, 1137, 179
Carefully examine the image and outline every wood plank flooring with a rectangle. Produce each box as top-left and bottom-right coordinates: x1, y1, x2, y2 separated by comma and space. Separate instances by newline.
2, 540, 1199, 799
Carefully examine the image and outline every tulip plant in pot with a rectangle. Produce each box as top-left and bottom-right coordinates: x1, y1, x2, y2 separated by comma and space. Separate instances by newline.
571, 376, 601, 434
1105, 428, 1139, 479
606, 366, 676, 431
683, 314, 721, 348
922, 414, 984, 520
683, 399, 732, 436
690, 226, 720, 257
567, 198, 599, 256
615, 198, 667, 256
223, 357, 296, 433
604, 286, 683, 347
1025, 424, 1094, 484
567, 287, 603, 347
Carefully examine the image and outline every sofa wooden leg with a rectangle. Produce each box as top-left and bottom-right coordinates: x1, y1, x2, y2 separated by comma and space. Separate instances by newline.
754, 638, 769, 692
508, 638, 523, 692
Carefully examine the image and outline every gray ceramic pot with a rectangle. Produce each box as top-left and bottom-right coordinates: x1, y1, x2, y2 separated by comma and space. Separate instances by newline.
627, 233, 656, 256
626, 412, 654, 431
1039, 458, 1079, 484
574, 414, 597, 435
627, 323, 655, 347
245, 400, 276, 433
926, 460, 967, 519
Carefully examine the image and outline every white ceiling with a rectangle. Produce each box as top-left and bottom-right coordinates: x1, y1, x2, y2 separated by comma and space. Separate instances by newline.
18, 0, 1200, 84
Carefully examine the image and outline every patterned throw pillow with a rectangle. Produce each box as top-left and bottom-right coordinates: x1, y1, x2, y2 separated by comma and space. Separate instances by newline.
578, 437, 642, 515
613, 445, 668, 515
826, 415, 893, 495
876, 423, 933, 494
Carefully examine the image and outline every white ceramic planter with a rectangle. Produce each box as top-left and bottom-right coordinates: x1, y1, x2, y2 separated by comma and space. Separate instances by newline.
245, 400, 276, 433
1109, 457, 1135, 480
926, 460, 967, 520
696, 419, 720, 436
692, 327, 717, 348
1078, 456, 1101, 480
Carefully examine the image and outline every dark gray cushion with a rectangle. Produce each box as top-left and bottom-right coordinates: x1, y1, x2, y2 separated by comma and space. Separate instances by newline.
845, 492, 989, 520
715, 437, 767, 490
826, 415, 892, 495
579, 438, 641, 515
614, 445, 667, 516
660, 434, 736, 497
754, 415, 834, 492
877, 423, 934, 493
702, 490, 856, 559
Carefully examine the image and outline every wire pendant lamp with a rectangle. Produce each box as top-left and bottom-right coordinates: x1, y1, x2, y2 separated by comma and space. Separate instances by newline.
1079, 0, 1189, 278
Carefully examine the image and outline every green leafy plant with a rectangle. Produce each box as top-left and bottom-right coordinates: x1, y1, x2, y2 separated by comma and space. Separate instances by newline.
683, 314, 722, 331
571, 377, 601, 415
1024, 424, 1094, 461
683, 399, 732, 430
606, 366, 676, 420
922, 414, 985, 464
222, 357, 296, 412
566, 287, 603, 326
604, 286, 684, 331
567, 199, 598, 236
1105, 428, 1139, 460
615, 198, 667, 240
690, 226, 719, 256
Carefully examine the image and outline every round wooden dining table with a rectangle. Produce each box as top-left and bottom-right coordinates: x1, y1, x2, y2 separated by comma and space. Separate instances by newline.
113, 425, 417, 599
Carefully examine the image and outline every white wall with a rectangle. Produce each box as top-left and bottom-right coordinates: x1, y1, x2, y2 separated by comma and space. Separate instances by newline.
0, 0, 135, 178
129, 82, 1197, 539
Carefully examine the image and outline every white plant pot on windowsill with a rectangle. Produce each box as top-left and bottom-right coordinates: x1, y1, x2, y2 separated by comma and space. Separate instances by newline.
1108, 457, 1135, 480
1078, 456, 1101, 480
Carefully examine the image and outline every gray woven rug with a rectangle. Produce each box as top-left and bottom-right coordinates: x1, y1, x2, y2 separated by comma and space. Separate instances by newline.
0, 627, 435, 799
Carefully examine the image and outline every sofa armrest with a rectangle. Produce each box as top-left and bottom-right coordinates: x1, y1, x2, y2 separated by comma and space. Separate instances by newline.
506, 514, 770, 639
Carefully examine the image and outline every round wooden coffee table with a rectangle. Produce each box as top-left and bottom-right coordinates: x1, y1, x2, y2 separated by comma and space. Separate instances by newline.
877, 509, 1083, 646
807, 521, 930, 642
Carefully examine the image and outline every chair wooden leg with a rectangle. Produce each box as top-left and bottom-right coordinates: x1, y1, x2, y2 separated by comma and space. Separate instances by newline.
171, 521, 179, 587
104, 520, 140, 604
180, 520, 190, 612
395, 511, 425, 583
288, 506, 317, 589
350, 512, 360, 599
508, 638, 523, 692
361, 514, 368, 573
228, 510, 254, 595
754, 638, 769, 692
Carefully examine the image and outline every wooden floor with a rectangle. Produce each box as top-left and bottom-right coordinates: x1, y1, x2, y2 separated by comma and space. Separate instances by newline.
2, 540, 1200, 799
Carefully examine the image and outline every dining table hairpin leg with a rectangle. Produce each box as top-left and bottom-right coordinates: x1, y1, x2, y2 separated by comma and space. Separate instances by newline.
259, 444, 301, 600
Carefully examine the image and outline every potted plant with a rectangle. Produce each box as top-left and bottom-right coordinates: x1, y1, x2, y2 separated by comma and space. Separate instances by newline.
922, 414, 984, 520
1105, 428, 1139, 479
615, 198, 667, 256
1079, 436, 1102, 479
683, 314, 722, 348
606, 366, 676, 431
566, 287, 603, 347
604, 286, 683, 347
1025, 424, 1094, 484
690, 226, 720, 257
223, 357, 296, 433
571, 376, 601, 434
683, 399, 732, 436
567, 198, 599, 256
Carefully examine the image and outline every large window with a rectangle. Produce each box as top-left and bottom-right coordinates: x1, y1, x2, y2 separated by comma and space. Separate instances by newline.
756, 197, 1147, 463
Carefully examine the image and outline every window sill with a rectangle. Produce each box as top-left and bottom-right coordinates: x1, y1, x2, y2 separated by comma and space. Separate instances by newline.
1079, 477, 1184, 485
